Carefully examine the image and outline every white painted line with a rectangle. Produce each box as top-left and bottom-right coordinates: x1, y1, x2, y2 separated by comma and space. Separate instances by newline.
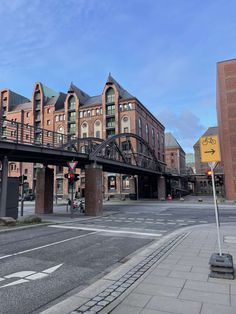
188, 220, 196, 223
49, 225, 162, 237
167, 222, 176, 225
0, 231, 98, 261
199, 220, 208, 223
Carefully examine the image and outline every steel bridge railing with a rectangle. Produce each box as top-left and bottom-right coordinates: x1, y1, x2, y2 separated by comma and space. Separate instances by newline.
0, 119, 101, 154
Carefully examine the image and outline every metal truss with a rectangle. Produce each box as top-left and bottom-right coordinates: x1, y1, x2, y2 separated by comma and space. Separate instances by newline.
89, 133, 163, 173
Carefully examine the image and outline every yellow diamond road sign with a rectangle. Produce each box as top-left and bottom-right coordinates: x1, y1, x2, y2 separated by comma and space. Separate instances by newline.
200, 135, 221, 163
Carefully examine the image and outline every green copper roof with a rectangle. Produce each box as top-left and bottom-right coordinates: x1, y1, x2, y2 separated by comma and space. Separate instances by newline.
41, 84, 59, 99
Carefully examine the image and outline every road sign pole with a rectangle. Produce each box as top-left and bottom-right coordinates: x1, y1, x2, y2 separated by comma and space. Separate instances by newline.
210, 164, 222, 256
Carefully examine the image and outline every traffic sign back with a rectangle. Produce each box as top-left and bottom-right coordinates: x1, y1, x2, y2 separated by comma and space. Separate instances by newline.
200, 135, 221, 163
67, 161, 78, 172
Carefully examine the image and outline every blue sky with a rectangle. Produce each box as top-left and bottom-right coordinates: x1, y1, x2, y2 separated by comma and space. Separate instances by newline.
1, 0, 236, 153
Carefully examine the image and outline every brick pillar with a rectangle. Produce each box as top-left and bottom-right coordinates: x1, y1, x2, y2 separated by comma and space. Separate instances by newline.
0, 156, 8, 217
158, 176, 166, 199
35, 167, 54, 214
85, 164, 103, 216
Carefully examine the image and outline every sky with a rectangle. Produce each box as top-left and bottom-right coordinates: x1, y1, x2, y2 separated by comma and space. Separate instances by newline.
1, 0, 236, 153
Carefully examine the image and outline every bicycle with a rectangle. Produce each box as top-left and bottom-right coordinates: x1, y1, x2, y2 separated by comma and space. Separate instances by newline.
70, 199, 85, 215
202, 137, 216, 145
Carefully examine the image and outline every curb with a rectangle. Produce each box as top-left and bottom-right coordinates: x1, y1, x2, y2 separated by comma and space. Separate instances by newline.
0, 211, 119, 234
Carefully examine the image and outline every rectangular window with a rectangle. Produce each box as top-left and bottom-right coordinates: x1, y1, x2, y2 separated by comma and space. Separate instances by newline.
24, 169, 28, 174
79, 112, 83, 118
47, 120, 51, 125
106, 104, 115, 115
106, 117, 115, 128
82, 132, 87, 138
55, 115, 59, 122
123, 127, 129, 133
68, 111, 76, 121
26, 112, 30, 118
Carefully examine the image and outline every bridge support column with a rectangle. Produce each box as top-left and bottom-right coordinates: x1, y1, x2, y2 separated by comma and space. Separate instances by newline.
0, 156, 8, 217
35, 167, 54, 214
158, 175, 166, 200
85, 164, 103, 216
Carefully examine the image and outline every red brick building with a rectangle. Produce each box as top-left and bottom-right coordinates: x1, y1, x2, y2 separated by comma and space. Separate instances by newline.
0, 74, 165, 199
164, 132, 188, 196
217, 59, 236, 200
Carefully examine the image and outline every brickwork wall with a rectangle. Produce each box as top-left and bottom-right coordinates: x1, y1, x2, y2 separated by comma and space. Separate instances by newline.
217, 59, 236, 199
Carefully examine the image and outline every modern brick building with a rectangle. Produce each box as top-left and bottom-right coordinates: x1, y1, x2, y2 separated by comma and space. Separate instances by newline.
217, 59, 236, 200
0, 74, 165, 199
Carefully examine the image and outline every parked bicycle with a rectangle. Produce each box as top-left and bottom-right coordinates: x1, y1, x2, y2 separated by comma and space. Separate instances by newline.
70, 199, 85, 214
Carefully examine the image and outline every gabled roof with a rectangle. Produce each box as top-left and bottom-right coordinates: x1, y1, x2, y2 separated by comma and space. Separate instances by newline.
10, 101, 32, 112
69, 83, 90, 105
41, 84, 59, 99
8, 90, 30, 111
45, 92, 67, 110
106, 73, 134, 100
83, 95, 102, 107
165, 132, 182, 149
193, 127, 218, 147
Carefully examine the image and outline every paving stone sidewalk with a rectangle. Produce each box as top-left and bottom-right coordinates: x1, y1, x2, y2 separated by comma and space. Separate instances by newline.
40, 223, 236, 314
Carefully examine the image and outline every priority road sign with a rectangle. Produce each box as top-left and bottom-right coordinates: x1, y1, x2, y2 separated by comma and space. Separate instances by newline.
200, 135, 221, 163
67, 161, 78, 172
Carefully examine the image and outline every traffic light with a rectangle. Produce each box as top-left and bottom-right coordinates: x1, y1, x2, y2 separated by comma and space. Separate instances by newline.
64, 173, 80, 184
215, 175, 224, 187
206, 170, 212, 186
19, 175, 27, 185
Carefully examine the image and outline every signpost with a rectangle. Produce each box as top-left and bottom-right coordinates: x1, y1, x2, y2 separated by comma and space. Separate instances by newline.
200, 135, 221, 255
200, 135, 234, 279
66, 160, 78, 215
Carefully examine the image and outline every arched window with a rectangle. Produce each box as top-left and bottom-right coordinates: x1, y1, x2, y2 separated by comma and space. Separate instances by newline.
68, 96, 76, 110
94, 120, 102, 138
57, 126, 64, 144
81, 122, 88, 138
121, 116, 130, 133
138, 118, 142, 137
106, 88, 115, 103
146, 124, 149, 143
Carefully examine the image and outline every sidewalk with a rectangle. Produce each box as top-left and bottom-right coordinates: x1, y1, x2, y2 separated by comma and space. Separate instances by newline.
40, 223, 236, 314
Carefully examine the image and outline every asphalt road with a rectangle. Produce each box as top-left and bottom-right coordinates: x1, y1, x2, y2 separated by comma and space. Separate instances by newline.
1, 200, 236, 313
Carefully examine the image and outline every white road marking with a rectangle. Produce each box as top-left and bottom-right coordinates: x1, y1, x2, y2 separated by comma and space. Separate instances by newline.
199, 220, 208, 223
49, 225, 162, 237
0, 264, 63, 289
167, 222, 176, 225
188, 220, 196, 223
0, 232, 98, 261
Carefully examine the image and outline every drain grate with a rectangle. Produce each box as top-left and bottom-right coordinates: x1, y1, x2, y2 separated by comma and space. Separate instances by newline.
71, 233, 186, 314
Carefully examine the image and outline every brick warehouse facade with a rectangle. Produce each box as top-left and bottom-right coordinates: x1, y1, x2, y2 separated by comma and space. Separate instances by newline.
217, 59, 236, 200
0, 74, 165, 199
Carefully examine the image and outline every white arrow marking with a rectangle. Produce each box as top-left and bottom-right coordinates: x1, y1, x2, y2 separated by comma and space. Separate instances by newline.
5, 271, 36, 278
1, 279, 29, 288
0, 264, 63, 289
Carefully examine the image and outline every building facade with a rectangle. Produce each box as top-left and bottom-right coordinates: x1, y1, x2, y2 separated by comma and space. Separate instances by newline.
0, 74, 165, 199
217, 59, 236, 200
164, 132, 188, 197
